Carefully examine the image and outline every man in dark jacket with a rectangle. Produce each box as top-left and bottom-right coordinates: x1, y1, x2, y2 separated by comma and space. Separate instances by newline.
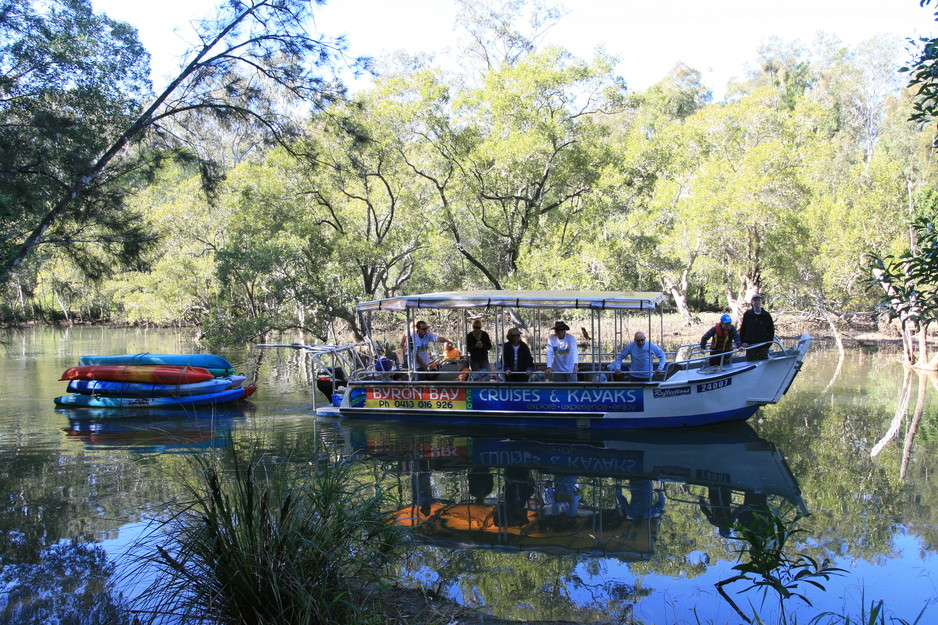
739, 294, 775, 361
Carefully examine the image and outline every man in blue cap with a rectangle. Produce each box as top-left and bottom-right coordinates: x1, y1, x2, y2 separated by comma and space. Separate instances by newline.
700, 314, 742, 366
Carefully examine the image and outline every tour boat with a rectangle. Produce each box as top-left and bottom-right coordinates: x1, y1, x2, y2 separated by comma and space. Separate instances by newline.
260, 290, 811, 430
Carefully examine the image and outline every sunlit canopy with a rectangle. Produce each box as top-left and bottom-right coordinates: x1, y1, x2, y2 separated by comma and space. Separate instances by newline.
356, 290, 667, 312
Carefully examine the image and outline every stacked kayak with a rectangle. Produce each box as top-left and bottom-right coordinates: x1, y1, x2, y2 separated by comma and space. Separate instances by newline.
54, 353, 256, 409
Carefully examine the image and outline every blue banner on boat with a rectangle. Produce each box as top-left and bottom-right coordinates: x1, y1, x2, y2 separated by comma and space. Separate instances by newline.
348, 385, 645, 413
470, 386, 644, 413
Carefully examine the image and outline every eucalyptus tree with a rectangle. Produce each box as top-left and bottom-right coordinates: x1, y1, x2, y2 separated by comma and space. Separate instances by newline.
593, 67, 713, 324
403, 47, 625, 290
779, 103, 929, 349
455, 0, 565, 74
298, 91, 436, 335
204, 149, 344, 343
676, 86, 824, 317
727, 38, 815, 109
0, 0, 350, 293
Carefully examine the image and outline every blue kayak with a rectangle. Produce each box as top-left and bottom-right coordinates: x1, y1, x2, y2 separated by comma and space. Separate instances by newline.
78, 353, 233, 370
67, 376, 246, 398
53, 387, 254, 408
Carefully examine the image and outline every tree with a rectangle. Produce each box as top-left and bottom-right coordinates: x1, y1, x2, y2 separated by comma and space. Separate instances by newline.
904, 0, 938, 146
0, 0, 349, 288
404, 47, 623, 289
455, 0, 565, 72
728, 37, 815, 109
870, 218, 938, 369
595, 68, 713, 324
1, 0, 156, 286
299, 94, 431, 334
679, 86, 822, 317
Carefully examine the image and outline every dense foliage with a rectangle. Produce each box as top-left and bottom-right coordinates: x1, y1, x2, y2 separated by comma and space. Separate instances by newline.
2, 0, 936, 347
0, 0, 349, 324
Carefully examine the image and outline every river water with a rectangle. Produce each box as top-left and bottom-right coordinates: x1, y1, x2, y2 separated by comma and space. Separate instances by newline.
0, 327, 936, 624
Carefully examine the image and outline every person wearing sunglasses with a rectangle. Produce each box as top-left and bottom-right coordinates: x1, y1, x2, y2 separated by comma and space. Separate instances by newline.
611, 331, 666, 381
401, 320, 452, 374
465, 319, 493, 372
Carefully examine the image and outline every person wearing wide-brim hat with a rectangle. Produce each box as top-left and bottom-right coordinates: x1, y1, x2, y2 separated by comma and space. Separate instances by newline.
546, 320, 578, 382
503, 327, 534, 382
739, 293, 775, 361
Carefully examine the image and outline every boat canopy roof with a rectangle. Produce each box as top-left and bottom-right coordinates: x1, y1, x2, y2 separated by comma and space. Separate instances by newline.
356, 290, 667, 312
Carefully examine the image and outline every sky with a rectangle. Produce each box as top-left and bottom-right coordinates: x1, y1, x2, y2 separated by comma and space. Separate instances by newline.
91, 0, 938, 101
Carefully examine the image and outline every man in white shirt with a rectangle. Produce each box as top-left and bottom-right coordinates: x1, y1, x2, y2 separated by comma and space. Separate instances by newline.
401, 320, 451, 374
545, 321, 579, 382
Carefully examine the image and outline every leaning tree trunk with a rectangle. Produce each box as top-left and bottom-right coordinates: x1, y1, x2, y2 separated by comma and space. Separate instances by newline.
821, 310, 845, 359
663, 279, 698, 326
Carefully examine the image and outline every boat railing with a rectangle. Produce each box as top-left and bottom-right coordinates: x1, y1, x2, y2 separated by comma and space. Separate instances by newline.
263, 336, 799, 396
257, 343, 370, 408
670, 337, 792, 373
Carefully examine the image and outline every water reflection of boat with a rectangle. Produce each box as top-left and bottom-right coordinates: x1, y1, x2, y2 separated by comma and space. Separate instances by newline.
57, 405, 251, 453
333, 421, 806, 559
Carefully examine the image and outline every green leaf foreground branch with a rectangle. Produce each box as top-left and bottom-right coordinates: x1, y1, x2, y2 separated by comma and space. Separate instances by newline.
716, 510, 846, 624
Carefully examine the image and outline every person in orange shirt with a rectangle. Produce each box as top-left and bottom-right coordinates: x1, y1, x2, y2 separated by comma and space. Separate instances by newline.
443, 341, 462, 361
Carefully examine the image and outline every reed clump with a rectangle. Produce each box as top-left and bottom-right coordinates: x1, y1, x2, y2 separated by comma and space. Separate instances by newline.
131, 443, 405, 625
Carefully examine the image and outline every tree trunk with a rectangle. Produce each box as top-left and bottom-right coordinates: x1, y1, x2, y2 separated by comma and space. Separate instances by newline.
661, 253, 700, 326
53, 290, 72, 326
822, 310, 845, 359
662, 279, 698, 325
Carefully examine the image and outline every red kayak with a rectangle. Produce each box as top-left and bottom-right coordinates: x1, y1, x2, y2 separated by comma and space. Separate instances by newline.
59, 365, 216, 385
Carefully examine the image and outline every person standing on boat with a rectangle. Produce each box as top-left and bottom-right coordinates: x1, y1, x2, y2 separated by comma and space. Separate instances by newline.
401, 320, 452, 374
700, 314, 742, 367
465, 319, 493, 372
610, 331, 666, 381
739, 293, 775, 361
503, 327, 534, 382
546, 321, 579, 382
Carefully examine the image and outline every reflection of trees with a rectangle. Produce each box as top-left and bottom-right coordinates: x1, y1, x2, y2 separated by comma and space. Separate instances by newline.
756, 349, 938, 565
0, 413, 266, 621
316, 351, 938, 622
397, 546, 640, 622
871, 368, 937, 480
0, 540, 131, 624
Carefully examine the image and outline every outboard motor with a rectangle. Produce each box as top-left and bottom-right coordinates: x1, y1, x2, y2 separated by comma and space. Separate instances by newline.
316, 366, 347, 398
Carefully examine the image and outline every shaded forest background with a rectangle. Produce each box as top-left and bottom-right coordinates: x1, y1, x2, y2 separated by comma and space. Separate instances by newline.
3, 0, 937, 349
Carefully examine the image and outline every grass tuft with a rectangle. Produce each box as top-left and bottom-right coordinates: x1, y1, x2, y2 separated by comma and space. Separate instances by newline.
129, 440, 405, 625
